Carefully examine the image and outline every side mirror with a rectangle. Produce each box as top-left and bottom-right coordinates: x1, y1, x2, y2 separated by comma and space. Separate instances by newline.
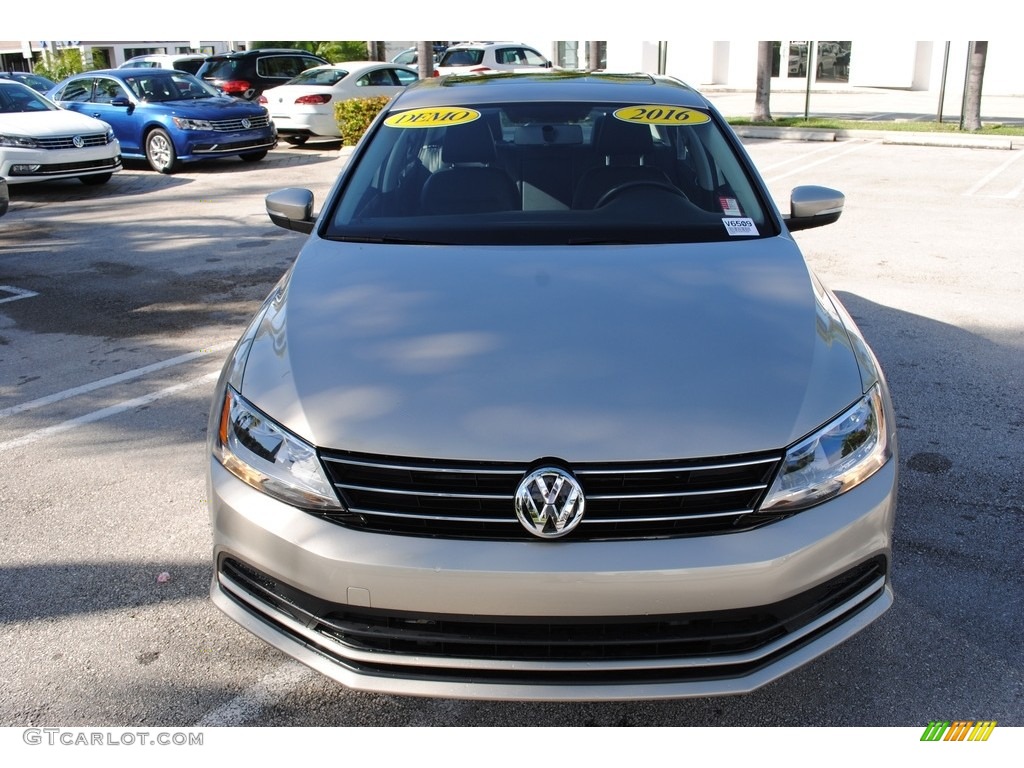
111, 96, 132, 108
266, 188, 315, 234
785, 185, 844, 231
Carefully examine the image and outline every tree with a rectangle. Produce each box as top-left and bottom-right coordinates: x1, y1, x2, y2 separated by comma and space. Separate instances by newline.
753, 41, 773, 122
961, 41, 988, 131
416, 41, 435, 79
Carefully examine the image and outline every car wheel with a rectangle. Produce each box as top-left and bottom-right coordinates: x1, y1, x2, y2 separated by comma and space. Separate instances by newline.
79, 173, 112, 186
146, 128, 178, 174
283, 136, 308, 146
239, 150, 268, 162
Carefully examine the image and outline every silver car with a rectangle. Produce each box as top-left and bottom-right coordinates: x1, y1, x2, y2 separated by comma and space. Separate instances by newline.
208, 72, 897, 700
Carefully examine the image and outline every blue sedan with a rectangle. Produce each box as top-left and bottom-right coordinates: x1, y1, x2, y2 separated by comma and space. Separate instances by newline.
48, 68, 277, 173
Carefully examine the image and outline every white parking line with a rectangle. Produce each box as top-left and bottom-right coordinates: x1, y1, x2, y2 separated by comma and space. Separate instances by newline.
755, 141, 839, 172
195, 662, 315, 727
964, 150, 1024, 197
0, 371, 219, 452
0, 285, 39, 305
765, 140, 879, 183
0, 341, 234, 420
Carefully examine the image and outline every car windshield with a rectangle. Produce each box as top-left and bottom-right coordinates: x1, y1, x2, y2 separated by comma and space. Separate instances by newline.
287, 68, 348, 86
199, 58, 238, 79
439, 49, 484, 68
122, 72, 222, 102
325, 99, 773, 246
0, 82, 56, 113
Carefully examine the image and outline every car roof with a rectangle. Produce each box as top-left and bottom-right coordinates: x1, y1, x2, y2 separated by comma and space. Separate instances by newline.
324, 61, 416, 71
207, 48, 326, 59
83, 68, 186, 77
391, 72, 708, 110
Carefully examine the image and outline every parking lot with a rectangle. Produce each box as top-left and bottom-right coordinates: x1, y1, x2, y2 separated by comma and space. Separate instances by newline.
1, 134, 1022, 727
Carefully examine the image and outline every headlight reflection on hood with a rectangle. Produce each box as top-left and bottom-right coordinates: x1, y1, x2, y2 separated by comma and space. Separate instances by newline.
761, 385, 891, 513
215, 386, 341, 510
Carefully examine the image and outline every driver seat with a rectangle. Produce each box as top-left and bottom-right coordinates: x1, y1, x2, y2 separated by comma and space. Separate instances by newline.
572, 115, 672, 209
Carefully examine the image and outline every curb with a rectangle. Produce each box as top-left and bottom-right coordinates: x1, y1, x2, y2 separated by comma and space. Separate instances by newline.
730, 125, 1016, 150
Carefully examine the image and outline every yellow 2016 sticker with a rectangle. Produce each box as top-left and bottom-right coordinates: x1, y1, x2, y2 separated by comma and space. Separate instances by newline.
613, 105, 711, 126
384, 107, 481, 128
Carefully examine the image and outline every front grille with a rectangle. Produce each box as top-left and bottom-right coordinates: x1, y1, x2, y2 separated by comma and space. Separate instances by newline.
318, 449, 784, 540
208, 114, 272, 131
34, 132, 112, 150
220, 556, 887, 683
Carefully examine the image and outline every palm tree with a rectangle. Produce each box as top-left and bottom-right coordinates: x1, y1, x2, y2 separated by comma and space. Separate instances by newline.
753, 41, 773, 122
961, 41, 988, 131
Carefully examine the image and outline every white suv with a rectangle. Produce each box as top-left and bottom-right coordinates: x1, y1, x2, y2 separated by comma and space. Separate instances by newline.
434, 42, 550, 76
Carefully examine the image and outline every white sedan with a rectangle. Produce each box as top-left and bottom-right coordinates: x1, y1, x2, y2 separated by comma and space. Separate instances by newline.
0, 80, 121, 185
259, 61, 417, 145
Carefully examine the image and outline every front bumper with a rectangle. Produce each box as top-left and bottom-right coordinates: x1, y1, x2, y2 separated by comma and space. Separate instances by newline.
209, 457, 896, 700
176, 127, 277, 161
1, 145, 121, 184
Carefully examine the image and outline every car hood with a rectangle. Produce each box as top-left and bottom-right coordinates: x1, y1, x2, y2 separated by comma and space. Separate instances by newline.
0, 109, 110, 136
239, 238, 865, 462
153, 97, 266, 116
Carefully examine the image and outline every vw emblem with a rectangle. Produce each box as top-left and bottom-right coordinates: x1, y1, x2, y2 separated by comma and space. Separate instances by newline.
72, 135, 85, 148
514, 467, 585, 539
241, 118, 251, 129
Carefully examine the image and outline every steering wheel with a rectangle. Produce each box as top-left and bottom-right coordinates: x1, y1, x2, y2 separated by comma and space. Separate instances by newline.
594, 180, 688, 208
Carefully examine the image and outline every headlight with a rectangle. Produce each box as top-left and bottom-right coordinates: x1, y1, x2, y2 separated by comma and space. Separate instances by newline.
105, 128, 117, 144
215, 387, 341, 510
172, 117, 214, 130
760, 385, 891, 513
0, 134, 38, 148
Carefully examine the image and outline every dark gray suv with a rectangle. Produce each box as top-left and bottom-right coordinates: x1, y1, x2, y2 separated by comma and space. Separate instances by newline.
196, 48, 328, 101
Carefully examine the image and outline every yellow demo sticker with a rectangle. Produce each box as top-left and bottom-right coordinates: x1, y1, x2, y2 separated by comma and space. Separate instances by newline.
384, 107, 481, 128
613, 105, 711, 126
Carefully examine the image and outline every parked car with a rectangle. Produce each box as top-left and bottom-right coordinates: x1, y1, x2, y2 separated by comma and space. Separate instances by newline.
208, 71, 898, 700
390, 45, 446, 71
0, 71, 58, 94
47, 68, 276, 174
118, 54, 208, 75
259, 62, 417, 145
196, 48, 329, 101
434, 41, 551, 76
0, 80, 121, 185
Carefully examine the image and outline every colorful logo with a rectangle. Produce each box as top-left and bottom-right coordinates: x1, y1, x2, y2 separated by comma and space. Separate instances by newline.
920, 721, 997, 741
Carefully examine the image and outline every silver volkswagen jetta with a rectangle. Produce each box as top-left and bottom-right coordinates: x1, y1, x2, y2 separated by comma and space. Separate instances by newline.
208, 72, 897, 700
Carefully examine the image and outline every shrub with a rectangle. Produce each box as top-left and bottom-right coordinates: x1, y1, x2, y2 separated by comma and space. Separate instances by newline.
334, 96, 392, 146
33, 47, 85, 81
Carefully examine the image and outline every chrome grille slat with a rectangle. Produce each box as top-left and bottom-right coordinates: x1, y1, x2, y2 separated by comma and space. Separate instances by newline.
318, 449, 784, 541
208, 115, 272, 131
35, 133, 111, 149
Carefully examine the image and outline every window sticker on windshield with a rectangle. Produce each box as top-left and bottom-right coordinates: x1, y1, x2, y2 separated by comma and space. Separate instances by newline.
612, 105, 711, 126
384, 107, 481, 128
719, 197, 742, 216
722, 218, 758, 236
